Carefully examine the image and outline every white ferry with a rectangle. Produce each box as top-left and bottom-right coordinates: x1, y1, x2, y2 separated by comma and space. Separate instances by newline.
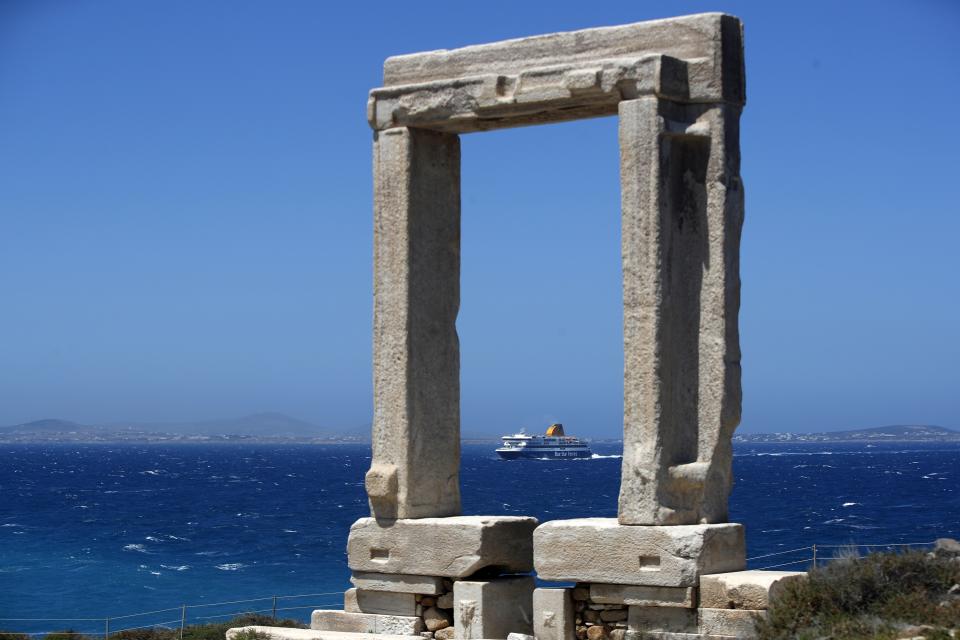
495, 424, 592, 460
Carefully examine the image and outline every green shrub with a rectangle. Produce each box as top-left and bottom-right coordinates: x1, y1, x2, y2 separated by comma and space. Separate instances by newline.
756, 550, 960, 640
0, 614, 307, 640
43, 631, 95, 640
178, 614, 304, 640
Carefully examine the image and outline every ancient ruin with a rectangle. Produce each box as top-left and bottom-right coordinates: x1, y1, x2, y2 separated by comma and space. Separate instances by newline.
229, 12, 808, 640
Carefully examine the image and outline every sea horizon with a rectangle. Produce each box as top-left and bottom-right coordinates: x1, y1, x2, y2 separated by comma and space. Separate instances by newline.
1, 440, 957, 634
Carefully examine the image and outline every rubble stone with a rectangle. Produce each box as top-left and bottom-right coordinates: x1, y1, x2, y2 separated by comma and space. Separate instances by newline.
585, 626, 607, 640
424, 607, 453, 632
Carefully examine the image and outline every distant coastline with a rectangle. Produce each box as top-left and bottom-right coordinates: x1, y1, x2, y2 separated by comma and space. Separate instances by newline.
1, 416, 956, 444
732, 424, 960, 444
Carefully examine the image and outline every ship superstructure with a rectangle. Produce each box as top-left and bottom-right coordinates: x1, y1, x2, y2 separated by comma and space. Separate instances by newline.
495, 424, 592, 460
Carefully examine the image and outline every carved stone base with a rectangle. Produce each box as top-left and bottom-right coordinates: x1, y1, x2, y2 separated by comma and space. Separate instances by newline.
533, 519, 745, 587
348, 515, 537, 578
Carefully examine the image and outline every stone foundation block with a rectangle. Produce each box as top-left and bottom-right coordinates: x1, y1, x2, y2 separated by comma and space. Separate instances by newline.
699, 570, 805, 610
227, 627, 423, 640
625, 633, 736, 640
343, 589, 360, 613
627, 606, 697, 634
533, 588, 574, 640
351, 571, 445, 595
534, 519, 745, 587
454, 576, 535, 639
310, 610, 424, 635
698, 608, 765, 638
348, 516, 537, 577
342, 588, 418, 616
590, 584, 695, 608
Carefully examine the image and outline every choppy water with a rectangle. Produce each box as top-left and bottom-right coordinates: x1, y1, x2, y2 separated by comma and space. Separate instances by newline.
1, 442, 957, 632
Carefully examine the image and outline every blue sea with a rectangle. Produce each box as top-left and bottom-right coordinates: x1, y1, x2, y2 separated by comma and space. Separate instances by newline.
1, 442, 958, 634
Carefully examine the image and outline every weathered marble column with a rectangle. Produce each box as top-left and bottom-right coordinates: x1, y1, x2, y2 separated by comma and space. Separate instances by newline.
618, 97, 744, 525
368, 126, 461, 520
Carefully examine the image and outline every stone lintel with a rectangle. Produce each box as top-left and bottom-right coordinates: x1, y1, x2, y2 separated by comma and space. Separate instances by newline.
348, 515, 537, 578
350, 571, 446, 595
368, 54, 690, 133
698, 570, 805, 610
381, 13, 743, 102
369, 13, 743, 133
454, 576, 535, 639
533, 588, 575, 640
590, 583, 696, 608
310, 610, 423, 636
533, 519, 745, 587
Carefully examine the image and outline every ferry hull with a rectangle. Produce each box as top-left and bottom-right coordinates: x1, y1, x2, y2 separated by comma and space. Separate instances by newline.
496, 448, 592, 460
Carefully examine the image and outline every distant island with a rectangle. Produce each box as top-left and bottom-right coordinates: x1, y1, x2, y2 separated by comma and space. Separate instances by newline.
0, 412, 366, 444
733, 424, 960, 443
1, 417, 957, 445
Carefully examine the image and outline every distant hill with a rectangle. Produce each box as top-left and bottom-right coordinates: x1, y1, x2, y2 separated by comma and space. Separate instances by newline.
116, 412, 331, 437
0, 418, 92, 433
0, 413, 366, 442
735, 424, 960, 443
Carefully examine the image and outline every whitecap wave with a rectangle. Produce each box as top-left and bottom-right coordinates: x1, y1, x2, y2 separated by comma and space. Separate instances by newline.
842, 502, 858, 507
215, 563, 246, 571
124, 543, 149, 553
160, 564, 190, 571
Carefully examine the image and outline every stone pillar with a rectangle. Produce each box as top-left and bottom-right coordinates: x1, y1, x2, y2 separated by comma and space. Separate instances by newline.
369, 126, 462, 520
618, 97, 744, 525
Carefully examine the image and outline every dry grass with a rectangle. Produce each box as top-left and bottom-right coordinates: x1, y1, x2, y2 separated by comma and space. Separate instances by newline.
756, 549, 960, 639
0, 614, 304, 640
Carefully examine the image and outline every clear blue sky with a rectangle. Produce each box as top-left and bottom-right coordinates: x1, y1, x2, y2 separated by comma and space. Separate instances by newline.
1, 1, 958, 436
